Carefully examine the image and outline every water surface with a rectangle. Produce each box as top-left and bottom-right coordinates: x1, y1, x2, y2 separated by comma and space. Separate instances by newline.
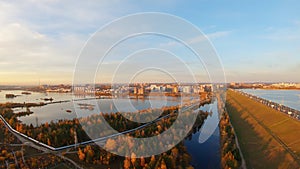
184, 101, 221, 169
2, 90, 182, 125
240, 89, 300, 111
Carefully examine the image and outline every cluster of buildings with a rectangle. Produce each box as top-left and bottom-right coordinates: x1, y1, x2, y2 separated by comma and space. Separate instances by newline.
38, 82, 300, 94
229, 82, 300, 89
72, 83, 214, 96
270, 83, 300, 89
39, 84, 72, 93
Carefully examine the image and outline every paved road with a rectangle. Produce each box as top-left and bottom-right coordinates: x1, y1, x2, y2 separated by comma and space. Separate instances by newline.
0, 115, 84, 169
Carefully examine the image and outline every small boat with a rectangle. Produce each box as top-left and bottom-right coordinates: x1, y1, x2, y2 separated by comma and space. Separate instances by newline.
21, 91, 32, 95
66, 109, 72, 113
41, 97, 54, 101
78, 103, 95, 110
5, 94, 16, 98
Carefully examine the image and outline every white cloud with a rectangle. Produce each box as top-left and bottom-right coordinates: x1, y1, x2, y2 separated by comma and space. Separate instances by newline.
0, 0, 136, 84
0, 21, 88, 84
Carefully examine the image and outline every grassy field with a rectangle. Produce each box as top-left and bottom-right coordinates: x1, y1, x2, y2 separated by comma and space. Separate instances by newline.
226, 90, 300, 169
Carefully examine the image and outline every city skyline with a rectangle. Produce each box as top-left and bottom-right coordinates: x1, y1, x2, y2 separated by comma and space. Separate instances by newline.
1, 1, 300, 85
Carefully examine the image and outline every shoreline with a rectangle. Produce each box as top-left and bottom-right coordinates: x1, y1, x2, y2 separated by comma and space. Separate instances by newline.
236, 89, 300, 119
218, 92, 244, 169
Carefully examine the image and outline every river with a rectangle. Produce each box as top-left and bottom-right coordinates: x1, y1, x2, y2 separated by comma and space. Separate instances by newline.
0, 90, 183, 125
184, 100, 221, 169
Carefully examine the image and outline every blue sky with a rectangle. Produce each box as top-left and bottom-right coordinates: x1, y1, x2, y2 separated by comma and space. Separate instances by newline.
0, 0, 300, 85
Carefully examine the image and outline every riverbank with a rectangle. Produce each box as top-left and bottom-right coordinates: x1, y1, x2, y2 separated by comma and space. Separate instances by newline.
226, 90, 300, 168
217, 92, 244, 169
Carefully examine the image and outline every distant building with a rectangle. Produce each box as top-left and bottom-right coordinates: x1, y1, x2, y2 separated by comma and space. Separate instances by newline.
182, 86, 191, 93
73, 86, 85, 93
138, 87, 144, 95
133, 85, 145, 95
133, 87, 137, 94
271, 83, 296, 88
150, 84, 159, 92
160, 86, 166, 92
173, 86, 178, 93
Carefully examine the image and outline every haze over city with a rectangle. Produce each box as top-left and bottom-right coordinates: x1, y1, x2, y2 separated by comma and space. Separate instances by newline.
1, 0, 300, 85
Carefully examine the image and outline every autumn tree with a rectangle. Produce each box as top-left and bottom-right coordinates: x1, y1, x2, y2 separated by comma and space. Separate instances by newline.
140, 156, 145, 167
124, 158, 131, 169
161, 159, 167, 169
84, 145, 94, 163
77, 148, 85, 161
105, 138, 116, 151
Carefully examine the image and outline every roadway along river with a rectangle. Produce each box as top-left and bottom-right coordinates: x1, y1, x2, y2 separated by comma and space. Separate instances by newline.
240, 89, 300, 111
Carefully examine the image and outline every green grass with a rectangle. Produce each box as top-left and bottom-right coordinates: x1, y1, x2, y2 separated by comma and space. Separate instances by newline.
226, 90, 300, 169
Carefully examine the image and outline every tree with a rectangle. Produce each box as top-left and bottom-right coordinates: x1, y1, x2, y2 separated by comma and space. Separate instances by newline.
0, 157, 5, 163
131, 152, 136, 164
140, 156, 145, 167
45, 122, 49, 128
105, 139, 116, 151
47, 138, 51, 146
77, 148, 85, 161
84, 145, 94, 163
149, 155, 156, 168
171, 148, 179, 158
124, 158, 131, 169
150, 155, 155, 162
160, 159, 167, 169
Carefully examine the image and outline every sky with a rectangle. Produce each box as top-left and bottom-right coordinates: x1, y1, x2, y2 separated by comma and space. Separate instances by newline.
0, 0, 300, 85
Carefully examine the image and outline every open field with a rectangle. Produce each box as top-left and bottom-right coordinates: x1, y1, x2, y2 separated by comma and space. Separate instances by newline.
226, 90, 300, 169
